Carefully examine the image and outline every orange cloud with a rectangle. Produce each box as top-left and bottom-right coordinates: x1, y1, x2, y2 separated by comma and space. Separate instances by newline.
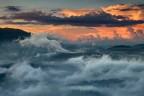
1, 23, 144, 41
59, 9, 98, 17
1, 4, 144, 41
102, 4, 144, 20
59, 4, 144, 21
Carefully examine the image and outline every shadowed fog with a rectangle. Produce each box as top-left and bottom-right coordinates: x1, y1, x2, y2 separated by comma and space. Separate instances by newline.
0, 34, 144, 96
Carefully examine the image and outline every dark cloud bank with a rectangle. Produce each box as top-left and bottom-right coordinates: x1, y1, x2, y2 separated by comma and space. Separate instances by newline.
5, 6, 21, 12
1, 10, 144, 27
0, 28, 144, 96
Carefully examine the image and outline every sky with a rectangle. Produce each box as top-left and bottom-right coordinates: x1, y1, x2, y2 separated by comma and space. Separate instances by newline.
0, 0, 144, 42
0, 0, 144, 9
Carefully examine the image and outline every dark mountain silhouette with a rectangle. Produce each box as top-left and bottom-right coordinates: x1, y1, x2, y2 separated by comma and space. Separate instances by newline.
105, 44, 144, 60
0, 28, 31, 43
107, 44, 144, 52
107, 45, 132, 51
133, 44, 144, 49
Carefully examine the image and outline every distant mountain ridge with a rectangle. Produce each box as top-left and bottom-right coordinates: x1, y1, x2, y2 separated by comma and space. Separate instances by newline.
0, 28, 31, 42
107, 44, 144, 51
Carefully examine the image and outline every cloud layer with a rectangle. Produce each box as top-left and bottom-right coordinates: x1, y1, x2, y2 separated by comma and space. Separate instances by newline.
1, 4, 144, 27
0, 43, 144, 96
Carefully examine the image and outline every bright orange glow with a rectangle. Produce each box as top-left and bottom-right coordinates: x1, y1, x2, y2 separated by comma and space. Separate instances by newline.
1, 24, 143, 41
59, 9, 98, 17
102, 4, 144, 20
1, 4, 144, 41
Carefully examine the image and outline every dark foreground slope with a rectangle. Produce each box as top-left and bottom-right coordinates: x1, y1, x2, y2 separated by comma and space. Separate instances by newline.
0, 28, 31, 43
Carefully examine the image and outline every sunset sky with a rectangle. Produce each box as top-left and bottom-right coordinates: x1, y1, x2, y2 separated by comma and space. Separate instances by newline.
0, 0, 144, 41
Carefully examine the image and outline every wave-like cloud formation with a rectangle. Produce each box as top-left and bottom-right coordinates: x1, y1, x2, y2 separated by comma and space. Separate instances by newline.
0, 53, 144, 96
0, 35, 144, 96
20, 34, 68, 52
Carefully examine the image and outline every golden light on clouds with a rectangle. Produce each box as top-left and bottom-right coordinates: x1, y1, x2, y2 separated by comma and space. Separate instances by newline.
59, 9, 98, 17
0, 4, 144, 41
1, 23, 140, 41
102, 4, 144, 20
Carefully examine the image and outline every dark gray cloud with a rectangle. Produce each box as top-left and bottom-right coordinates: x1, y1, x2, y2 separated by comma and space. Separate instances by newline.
51, 8, 62, 13
137, 3, 144, 8
119, 8, 138, 11
5, 20, 38, 25
105, 4, 144, 12
5, 6, 21, 12
3, 10, 144, 27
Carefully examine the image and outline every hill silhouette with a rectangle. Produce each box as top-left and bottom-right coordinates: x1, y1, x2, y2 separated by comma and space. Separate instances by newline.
0, 28, 31, 42
107, 44, 144, 52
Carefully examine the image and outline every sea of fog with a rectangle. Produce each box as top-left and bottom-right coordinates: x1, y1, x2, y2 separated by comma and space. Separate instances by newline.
0, 34, 144, 96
